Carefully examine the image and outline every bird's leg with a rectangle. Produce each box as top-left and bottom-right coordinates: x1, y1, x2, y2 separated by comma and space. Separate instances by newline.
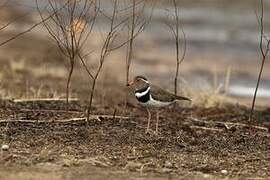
146, 108, 151, 133
155, 110, 160, 133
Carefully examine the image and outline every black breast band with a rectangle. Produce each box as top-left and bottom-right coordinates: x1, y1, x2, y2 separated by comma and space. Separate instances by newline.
136, 90, 150, 103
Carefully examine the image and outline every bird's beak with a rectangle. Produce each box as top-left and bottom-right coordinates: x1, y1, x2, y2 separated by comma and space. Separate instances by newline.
126, 81, 134, 87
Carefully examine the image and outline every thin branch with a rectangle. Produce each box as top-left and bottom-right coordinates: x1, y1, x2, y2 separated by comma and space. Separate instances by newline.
0, 4, 66, 47
0, 12, 30, 31
249, 0, 270, 121
78, 52, 94, 79
189, 117, 269, 132
164, 0, 186, 96
0, 115, 130, 124
36, 0, 98, 108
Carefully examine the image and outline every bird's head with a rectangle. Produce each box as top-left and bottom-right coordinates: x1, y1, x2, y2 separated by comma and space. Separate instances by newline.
127, 75, 149, 91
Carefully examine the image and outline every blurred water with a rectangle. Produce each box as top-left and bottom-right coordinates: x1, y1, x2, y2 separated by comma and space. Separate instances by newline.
230, 85, 270, 98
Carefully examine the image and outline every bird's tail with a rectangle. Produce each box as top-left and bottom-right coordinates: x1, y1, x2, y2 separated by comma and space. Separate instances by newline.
175, 95, 191, 101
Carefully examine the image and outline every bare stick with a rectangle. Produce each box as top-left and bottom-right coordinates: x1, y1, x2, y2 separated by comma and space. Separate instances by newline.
0, 4, 66, 47
125, 0, 153, 85
36, 0, 98, 109
125, 0, 136, 85
249, 0, 270, 121
13, 98, 79, 102
189, 117, 268, 132
85, 0, 150, 120
190, 126, 223, 132
0, 115, 131, 124
165, 0, 186, 96
18, 109, 82, 114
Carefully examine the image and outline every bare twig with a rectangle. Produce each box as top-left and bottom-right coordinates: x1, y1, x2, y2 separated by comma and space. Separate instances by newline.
249, 0, 270, 121
36, 0, 98, 109
85, 0, 152, 120
125, 0, 152, 85
13, 98, 79, 102
189, 126, 223, 132
125, 0, 136, 86
0, 12, 30, 31
18, 109, 82, 114
0, 115, 130, 124
165, 0, 186, 96
86, 0, 121, 120
0, 5, 64, 47
189, 117, 269, 132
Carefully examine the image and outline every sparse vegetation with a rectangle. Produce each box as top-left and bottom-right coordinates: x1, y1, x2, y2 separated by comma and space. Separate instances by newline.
165, 0, 186, 96
125, 0, 152, 85
84, 0, 136, 120
36, 0, 98, 109
249, 0, 270, 121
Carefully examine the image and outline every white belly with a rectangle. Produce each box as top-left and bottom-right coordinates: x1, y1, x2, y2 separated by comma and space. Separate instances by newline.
140, 95, 174, 108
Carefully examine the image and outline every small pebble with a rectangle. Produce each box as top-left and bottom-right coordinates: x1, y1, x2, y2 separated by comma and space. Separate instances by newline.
221, 169, 228, 175
164, 161, 173, 168
160, 168, 173, 173
1, 144, 9, 151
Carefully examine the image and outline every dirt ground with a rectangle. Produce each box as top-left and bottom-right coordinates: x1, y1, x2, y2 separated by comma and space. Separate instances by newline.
0, 96, 270, 180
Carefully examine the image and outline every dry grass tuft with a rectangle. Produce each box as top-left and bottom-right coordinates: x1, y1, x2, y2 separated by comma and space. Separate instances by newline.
183, 66, 235, 108
187, 88, 236, 108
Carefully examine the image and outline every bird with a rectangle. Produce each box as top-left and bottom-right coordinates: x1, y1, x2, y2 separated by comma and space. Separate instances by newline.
127, 75, 191, 134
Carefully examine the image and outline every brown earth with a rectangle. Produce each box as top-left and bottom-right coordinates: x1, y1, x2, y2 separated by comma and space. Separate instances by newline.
0, 96, 270, 180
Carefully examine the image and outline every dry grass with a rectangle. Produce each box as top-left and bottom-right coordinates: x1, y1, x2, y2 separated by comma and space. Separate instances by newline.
187, 88, 235, 108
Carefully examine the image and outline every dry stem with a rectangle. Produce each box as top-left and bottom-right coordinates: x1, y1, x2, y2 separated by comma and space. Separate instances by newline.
249, 0, 270, 121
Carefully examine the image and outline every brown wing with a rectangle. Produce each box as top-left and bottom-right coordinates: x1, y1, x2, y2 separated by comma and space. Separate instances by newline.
150, 84, 191, 102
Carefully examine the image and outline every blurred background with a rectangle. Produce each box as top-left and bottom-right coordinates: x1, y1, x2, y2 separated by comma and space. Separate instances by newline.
0, 0, 270, 107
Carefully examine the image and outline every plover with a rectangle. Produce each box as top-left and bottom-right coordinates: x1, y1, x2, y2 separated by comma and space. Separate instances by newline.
127, 75, 191, 133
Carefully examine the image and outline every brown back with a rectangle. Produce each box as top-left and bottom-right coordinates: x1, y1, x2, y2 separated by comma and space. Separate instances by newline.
150, 85, 191, 102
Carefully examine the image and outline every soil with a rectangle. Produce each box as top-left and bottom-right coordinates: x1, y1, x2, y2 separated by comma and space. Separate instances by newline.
0, 98, 270, 180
